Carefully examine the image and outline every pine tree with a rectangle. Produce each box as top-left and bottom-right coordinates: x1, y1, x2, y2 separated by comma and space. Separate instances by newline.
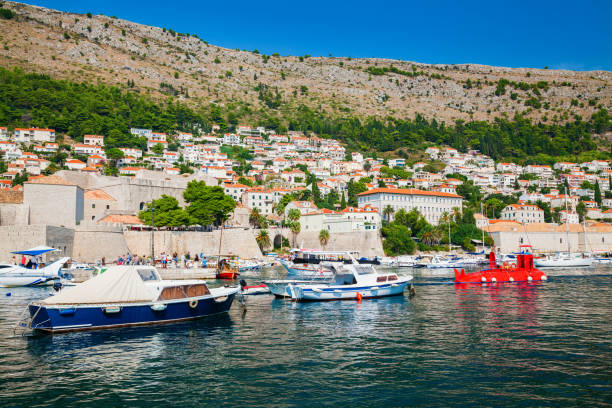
595, 179, 602, 206
340, 194, 347, 209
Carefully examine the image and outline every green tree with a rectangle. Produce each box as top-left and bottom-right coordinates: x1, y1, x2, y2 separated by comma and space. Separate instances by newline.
383, 205, 395, 222
151, 143, 165, 155
183, 182, 235, 226
595, 180, 602, 206
381, 224, 415, 255
289, 221, 301, 247
576, 201, 587, 222
138, 195, 192, 227
318, 229, 330, 249
12, 171, 28, 186
256, 229, 271, 251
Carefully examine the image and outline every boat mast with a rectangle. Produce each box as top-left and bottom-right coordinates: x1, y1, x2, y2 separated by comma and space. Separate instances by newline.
564, 187, 571, 254
481, 202, 485, 253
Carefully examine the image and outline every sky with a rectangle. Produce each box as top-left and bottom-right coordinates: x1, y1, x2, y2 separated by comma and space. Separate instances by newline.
26, 0, 612, 71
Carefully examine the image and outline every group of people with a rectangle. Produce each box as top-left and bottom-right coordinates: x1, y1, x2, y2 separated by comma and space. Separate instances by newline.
158, 252, 206, 269
12, 255, 44, 269
113, 252, 208, 268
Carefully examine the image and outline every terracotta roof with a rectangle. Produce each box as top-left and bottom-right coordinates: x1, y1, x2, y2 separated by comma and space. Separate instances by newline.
26, 175, 75, 186
357, 187, 462, 198
84, 189, 116, 201
99, 214, 143, 225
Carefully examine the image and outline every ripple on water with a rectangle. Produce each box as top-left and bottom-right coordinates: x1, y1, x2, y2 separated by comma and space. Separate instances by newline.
0, 272, 611, 407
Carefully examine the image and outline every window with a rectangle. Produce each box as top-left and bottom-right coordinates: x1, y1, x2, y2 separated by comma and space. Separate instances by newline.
92, 204, 95, 208
106, 205, 110, 210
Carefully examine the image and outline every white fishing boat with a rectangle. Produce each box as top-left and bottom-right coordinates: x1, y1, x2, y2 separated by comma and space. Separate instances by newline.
285, 261, 412, 302
0, 246, 70, 287
426, 256, 466, 269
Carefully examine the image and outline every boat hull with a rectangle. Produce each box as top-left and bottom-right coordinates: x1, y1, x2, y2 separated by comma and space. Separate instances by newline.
28, 293, 237, 333
0, 275, 59, 288
535, 258, 593, 268
289, 278, 411, 301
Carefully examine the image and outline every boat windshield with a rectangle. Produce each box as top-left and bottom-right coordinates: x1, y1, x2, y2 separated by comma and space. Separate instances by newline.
353, 265, 375, 275
137, 268, 160, 282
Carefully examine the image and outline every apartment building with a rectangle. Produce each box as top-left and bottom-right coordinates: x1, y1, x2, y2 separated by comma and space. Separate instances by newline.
500, 204, 544, 224
357, 187, 463, 225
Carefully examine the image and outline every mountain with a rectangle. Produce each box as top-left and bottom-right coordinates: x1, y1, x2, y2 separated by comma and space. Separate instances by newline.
1, 1, 610, 124
0, 1, 611, 163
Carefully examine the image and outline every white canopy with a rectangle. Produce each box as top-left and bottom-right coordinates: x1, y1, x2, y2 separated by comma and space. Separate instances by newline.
42, 266, 156, 305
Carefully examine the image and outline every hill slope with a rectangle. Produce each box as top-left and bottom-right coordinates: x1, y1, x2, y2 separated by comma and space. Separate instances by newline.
0, 1, 610, 126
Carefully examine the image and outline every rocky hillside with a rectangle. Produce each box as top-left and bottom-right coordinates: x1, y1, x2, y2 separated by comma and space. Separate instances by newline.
0, 1, 610, 125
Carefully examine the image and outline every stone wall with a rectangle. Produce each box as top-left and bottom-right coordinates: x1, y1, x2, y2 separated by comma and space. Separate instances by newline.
489, 230, 612, 253
0, 203, 29, 226
123, 228, 263, 259
24, 183, 83, 227
0, 190, 23, 203
289, 230, 384, 258
73, 224, 129, 263
0, 225, 73, 263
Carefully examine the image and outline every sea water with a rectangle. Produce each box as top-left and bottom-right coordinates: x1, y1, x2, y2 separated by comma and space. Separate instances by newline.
0, 267, 610, 407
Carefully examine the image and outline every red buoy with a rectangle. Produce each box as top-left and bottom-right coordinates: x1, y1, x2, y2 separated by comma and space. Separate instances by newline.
356, 292, 363, 302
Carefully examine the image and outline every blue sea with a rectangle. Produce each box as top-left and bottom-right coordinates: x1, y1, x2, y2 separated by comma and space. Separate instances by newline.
0, 267, 610, 407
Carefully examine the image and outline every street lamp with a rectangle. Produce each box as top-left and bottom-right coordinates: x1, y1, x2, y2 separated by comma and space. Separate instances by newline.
150, 204, 155, 264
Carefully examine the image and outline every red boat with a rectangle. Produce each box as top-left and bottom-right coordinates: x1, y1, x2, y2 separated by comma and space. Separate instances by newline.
216, 257, 239, 280
454, 252, 547, 283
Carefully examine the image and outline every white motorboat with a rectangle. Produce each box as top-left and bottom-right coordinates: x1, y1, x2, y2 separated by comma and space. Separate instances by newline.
396, 255, 416, 267
285, 262, 412, 302
535, 253, 593, 268
426, 256, 465, 269
279, 259, 334, 280
0, 246, 70, 287
379, 257, 398, 267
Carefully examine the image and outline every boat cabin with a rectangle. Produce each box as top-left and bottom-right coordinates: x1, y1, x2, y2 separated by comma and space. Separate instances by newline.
137, 267, 211, 300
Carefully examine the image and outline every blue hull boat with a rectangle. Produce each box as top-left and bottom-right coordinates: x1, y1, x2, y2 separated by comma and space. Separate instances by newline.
28, 294, 236, 333
25, 266, 239, 333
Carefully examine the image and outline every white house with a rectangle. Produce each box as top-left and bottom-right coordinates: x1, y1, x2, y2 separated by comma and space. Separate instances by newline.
500, 204, 544, 224
83, 135, 104, 146
357, 187, 463, 225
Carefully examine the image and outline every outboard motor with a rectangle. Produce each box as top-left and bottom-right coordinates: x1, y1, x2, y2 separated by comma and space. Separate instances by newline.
53, 282, 63, 292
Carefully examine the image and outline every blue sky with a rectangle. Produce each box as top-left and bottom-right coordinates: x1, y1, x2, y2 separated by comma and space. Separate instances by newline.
27, 0, 612, 71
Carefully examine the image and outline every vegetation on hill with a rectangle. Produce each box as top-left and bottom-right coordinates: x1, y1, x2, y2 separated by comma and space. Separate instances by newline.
0, 67, 611, 164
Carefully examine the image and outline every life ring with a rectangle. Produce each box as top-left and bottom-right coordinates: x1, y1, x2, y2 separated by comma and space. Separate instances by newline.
510, 262, 517, 269
189, 299, 198, 308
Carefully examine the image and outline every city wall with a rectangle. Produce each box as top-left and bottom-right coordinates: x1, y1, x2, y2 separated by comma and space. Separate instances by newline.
0, 225, 74, 262
489, 230, 612, 253
123, 228, 264, 259
287, 230, 384, 257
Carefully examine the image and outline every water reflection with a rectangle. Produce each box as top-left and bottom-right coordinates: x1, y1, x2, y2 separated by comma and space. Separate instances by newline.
0, 269, 610, 407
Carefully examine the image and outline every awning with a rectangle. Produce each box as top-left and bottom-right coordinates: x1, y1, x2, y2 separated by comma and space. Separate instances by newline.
11, 246, 58, 256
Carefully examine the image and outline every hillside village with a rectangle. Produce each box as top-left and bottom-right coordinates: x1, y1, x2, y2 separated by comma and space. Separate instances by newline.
2, 123, 612, 244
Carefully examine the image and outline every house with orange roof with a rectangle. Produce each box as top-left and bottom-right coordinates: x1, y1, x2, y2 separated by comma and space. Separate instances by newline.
119, 147, 142, 158
0, 126, 8, 141
66, 159, 86, 170
299, 205, 381, 233
224, 183, 250, 201
500, 203, 544, 224
242, 187, 274, 215
164, 167, 180, 176
87, 154, 105, 166
14, 127, 55, 143
74, 143, 104, 156
84, 189, 117, 223
357, 187, 463, 225
83, 134, 104, 146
